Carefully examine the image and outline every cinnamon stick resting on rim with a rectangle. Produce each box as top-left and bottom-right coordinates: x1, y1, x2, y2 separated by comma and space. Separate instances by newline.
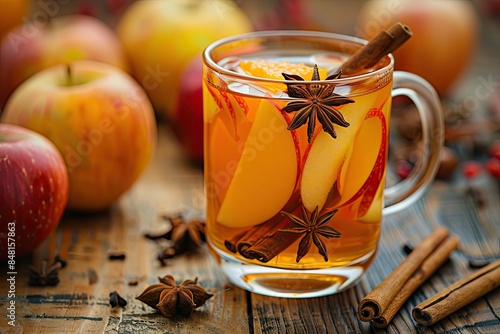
412, 259, 500, 326
341, 22, 413, 75
357, 227, 459, 326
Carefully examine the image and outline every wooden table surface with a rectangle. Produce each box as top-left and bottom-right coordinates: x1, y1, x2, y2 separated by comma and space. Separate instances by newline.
1, 118, 499, 333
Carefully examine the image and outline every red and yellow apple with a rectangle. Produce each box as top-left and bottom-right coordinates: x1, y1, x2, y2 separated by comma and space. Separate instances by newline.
0, 123, 69, 261
357, 0, 478, 95
0, 14, 130, 109
0, 0, 29, 37
116, 0, 253, 118
2, 60, 157, 211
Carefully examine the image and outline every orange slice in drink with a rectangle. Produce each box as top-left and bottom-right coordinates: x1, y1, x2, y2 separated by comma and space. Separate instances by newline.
239, 60, 328, 93
240, 60, 328, 81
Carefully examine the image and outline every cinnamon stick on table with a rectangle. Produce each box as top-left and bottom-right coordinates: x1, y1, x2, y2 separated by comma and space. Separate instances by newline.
357, 227, 458, 324
341, 22, 413, 75
370, 234, 460, 328
412, 259, 500, 326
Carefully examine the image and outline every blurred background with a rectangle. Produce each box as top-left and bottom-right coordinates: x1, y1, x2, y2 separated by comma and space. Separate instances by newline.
1, 0, 499, 176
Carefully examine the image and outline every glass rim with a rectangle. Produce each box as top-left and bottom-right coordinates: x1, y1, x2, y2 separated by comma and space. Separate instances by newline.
203, 30, 395, 85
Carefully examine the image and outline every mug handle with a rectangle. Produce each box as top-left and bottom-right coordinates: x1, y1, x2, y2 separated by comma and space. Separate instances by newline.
383, 71, 444, 215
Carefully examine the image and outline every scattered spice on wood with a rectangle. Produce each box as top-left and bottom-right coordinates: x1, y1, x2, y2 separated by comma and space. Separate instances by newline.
357, 227, 459, 328
136, 275, 213, 317
53, 255, 67, 268
412, 259, 500, 326
144, 228, 172, 240
128, 279, 139, 286
109, 291, 127, 308
28, 259, 62, 287
107, 250, 126, 260
157, 244, 183, 266
464, 185, 487, 209
88, 268, 98, 285
468, 258, 492, 269
402, 244, 414, 255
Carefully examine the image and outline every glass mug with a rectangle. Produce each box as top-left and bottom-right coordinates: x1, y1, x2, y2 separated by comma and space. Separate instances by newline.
202, 31, 443, 298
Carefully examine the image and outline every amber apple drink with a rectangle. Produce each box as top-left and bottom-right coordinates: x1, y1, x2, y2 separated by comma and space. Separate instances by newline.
203, 31, 443, 298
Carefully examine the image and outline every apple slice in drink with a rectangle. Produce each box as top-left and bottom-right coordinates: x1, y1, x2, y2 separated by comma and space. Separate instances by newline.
337, 108, 388, 217
358, 180, 384, 223
300, 92, 379, 213
207, 114, 243, 207
217, 100, 299, 228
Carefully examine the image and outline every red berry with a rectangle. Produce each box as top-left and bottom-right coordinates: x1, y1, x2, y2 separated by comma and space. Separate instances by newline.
485, 158, 500, 179
462, 161, 482, 179
396, 160, 413, 179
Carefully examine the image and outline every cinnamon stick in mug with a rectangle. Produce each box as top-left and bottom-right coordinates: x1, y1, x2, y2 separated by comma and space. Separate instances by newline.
412, 259, 500, 326
341, 22, 412, 75
357, 227, 451, 322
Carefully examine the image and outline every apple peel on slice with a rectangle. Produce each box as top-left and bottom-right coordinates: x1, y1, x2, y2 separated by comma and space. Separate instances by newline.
337, 107, 387, 206
338, 108, 388, 217
217, 100, 298, 228
204, 83, 250, 140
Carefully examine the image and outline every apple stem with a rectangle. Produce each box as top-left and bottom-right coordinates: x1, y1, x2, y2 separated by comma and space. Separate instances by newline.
66, 64, 72, 86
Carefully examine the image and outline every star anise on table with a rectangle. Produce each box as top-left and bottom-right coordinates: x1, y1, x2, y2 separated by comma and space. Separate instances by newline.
280, 205, 341, 262
136, 275, 213, 317
282, 65, 355, 143
166, 216, 206, 246
144, 214, 206, 264
28, 259, 62, 286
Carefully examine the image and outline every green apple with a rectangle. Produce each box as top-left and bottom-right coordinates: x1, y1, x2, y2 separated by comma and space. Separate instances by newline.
2, 60, 157, 211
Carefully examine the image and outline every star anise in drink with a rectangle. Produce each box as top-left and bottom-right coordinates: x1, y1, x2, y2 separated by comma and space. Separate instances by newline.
280, 205, 341, 262
282, 65, 355, 143
136, 275, 213, 317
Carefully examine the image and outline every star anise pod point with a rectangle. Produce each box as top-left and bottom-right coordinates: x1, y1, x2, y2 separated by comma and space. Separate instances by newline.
280, 205, 341, 262
282, 64, 355, 143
